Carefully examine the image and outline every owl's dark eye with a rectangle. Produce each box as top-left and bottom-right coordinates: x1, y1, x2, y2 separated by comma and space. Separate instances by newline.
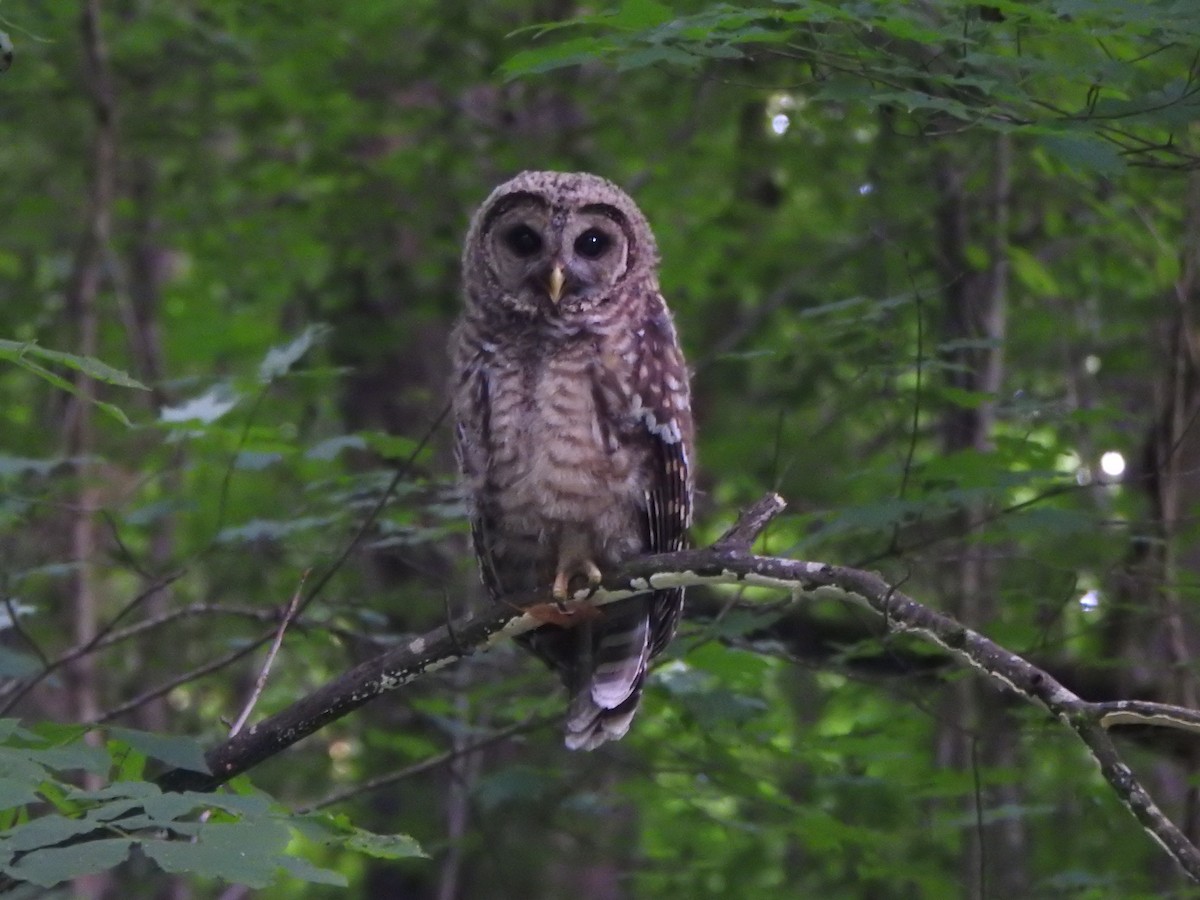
503, 224, 543, 258
574, 229, 612, 259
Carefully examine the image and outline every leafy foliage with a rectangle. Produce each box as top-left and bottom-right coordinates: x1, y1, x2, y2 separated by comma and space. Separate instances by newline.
505, 0, 1200, 171
0, 721, 419, 889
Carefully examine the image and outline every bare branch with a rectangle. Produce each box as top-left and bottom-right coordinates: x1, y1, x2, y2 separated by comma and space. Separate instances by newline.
155, 496, 787, 794
713, 493, 786, 549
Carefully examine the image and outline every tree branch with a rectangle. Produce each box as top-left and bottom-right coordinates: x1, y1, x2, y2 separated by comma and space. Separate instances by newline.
156, 493, 1200, 883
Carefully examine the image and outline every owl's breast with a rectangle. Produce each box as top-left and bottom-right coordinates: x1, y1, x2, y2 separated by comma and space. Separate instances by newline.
487, 346, 643, 545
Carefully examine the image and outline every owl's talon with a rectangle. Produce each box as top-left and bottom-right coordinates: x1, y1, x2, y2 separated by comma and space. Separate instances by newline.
584, 560, 602, 588
552, 570, 570, 603
552, 560, 603, 602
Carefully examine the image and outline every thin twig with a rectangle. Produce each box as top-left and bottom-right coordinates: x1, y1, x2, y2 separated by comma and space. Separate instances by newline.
91, 629, 274, 725
2, 596, 49, 669
971, 737, 987, 898
295, 401, 451, 617
0, 601, 362, 713
100, 509, 154, 580
893, 256, 924, 540
300, 713, 557, 813
228, 571, 307, 737
0, 573, 183, 715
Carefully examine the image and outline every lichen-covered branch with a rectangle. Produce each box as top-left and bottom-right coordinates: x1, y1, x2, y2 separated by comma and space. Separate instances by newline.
157, 493, 1200, 883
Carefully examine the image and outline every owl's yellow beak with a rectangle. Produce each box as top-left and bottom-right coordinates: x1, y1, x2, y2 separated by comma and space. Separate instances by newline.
546, 264, 565, 304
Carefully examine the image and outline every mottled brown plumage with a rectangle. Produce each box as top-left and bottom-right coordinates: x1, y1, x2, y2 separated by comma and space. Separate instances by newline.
451, 171, 694, 750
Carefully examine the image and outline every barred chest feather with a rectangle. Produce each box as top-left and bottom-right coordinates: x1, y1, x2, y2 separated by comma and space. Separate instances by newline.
485, 330, 646, 562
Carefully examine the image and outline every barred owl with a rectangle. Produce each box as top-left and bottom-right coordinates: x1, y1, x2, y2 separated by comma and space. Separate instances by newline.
450, 171, 695, 750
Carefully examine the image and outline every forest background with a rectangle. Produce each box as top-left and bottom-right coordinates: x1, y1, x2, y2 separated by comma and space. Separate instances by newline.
3, 0, 1200, 897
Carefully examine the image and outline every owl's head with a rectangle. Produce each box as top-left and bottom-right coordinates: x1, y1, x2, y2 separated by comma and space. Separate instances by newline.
462, 171, 659, 319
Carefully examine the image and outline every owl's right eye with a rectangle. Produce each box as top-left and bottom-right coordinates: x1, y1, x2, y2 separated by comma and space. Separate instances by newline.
503, 225, 543, 258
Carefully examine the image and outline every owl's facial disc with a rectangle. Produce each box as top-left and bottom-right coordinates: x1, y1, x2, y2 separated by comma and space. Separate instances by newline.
483, 196, 631, 315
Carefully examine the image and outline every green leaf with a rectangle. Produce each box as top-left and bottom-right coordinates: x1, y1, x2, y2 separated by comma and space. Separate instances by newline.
159, 386, 240, 425
26, 722, 89, 746
110, 746, 146, 783
610, 0, 674, 29
0, 812, 103, 853
142, 820, 290, 887
1010, 247, 1061, 297
361, 432, 422, 460
115, 788, 268, 830
501, 37, 608, 77
3, 838, 132, 887
33, 779, 79, 816
0, 340, 147, 390
297, 813, 426, 860
657, 660, 768, 727
0, 778, 39, 811
344, 829, 426, 860
106, 728, 210, 774
137, 792, 206, 825
234, 450, 285, 471
277, 854, 348, 886
181, 790, 272, 818
305, 434, 367, 460
23, 741, 111, 777
0, 721, 32, 742
1038, 133, 1125, 176
258, 324, 329, 382
936, 385, 992, 410
215, 516, 332, 544
69, 780, 159, 804
615, 44, 704, 70
0, 355, 134, 427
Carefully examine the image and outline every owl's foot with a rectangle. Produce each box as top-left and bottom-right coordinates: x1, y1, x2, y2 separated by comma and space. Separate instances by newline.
552, 559, 603, 602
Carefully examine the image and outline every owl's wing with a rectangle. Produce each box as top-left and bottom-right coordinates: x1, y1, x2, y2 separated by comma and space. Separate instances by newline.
453, 351, 505, 606
632, 300, 695, 657
565, 297, 695, 749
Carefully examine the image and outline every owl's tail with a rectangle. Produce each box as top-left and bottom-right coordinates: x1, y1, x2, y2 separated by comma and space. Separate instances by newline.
563, 598, 651, 751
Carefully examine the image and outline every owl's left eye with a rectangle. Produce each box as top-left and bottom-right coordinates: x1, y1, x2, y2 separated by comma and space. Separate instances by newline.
574, 229, 612, 259
504, 224, 543, 258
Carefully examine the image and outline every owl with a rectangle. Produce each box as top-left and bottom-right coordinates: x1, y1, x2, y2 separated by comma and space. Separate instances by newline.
450, 171, 695, 750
